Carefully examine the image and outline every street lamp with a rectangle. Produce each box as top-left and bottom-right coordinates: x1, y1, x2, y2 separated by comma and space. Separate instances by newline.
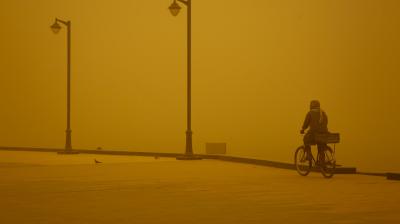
169, 0, 182, 16
169, 0, 201, 160
50, 18, 76, 154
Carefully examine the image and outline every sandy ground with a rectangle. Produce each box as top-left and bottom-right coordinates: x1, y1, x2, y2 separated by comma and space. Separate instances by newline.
0, 151, 399, 224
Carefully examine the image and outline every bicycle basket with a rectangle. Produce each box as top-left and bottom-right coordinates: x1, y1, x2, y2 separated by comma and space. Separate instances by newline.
315, 133, 340, 144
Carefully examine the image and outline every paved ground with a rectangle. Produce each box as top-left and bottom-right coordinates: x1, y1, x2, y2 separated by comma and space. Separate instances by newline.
0, 151, 399, 224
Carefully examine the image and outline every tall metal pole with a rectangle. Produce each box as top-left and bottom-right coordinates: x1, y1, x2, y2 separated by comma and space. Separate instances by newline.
185, 0, 193, 155
65, 21, 72, 150
170, 0, 199, 158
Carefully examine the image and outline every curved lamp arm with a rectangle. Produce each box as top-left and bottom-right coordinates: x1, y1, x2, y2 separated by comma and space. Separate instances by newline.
55, 18, 70, 26
177, 0, 188, 5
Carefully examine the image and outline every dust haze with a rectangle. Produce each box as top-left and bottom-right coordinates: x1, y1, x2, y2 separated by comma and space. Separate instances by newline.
0, 0, 399, 171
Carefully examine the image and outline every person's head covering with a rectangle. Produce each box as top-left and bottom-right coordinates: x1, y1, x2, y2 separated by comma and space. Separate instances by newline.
310, 100, 324, 124
310, 100, 320, 110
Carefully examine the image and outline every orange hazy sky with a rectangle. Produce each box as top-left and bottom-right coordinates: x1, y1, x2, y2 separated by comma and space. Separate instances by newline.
0, 0, 399, 171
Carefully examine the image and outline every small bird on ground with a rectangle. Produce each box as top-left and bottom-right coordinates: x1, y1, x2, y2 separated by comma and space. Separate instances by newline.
94, 159, 102, 164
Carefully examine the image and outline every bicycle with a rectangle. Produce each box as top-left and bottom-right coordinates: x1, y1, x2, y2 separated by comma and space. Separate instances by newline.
294, 133, 340, 178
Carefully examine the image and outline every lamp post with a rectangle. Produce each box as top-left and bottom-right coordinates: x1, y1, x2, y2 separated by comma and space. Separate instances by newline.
169, 0, 201, 159
50, 18, 76, 153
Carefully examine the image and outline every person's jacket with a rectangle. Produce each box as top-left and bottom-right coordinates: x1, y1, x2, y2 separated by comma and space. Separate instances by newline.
302, 108, 328, 133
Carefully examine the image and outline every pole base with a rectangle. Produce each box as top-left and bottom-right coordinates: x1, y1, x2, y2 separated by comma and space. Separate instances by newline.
176, 155, 203, 160
57, 150, 79, 155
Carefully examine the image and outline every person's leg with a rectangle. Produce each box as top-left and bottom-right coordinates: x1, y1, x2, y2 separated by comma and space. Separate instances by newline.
303, 133, 312, 160
317, 144, 327, 164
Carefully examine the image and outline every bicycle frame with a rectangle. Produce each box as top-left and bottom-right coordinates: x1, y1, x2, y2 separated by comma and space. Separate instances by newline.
305, 144, 336, 168
296, 134, 338, 178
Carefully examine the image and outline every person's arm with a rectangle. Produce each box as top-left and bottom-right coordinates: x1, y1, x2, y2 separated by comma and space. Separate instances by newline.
301, 112, 311, 133
325, 112, 328, 126
323, 111, 329, 132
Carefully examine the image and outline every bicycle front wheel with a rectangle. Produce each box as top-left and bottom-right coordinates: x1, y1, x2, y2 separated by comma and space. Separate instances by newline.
295, 146, 311, 176
319, 146, 336, 178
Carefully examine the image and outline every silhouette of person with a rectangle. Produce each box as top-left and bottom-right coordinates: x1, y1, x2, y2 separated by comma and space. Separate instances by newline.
300, 100, 329, 157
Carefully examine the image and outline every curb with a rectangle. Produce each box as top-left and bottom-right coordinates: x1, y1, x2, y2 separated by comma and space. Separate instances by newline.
387, 173, 400, 181
0, 146, 357, 174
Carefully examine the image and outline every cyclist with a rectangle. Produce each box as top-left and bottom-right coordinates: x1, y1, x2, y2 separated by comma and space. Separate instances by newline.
300, 100, 329, 162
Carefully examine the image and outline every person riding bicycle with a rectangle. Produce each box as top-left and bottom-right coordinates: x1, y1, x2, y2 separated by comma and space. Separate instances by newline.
300, 100, 329, 160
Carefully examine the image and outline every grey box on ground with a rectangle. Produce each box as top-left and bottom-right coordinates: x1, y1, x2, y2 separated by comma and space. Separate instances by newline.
206, 143, 226, 154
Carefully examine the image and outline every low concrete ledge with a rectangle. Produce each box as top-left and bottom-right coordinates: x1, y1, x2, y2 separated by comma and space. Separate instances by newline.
0, 146, 62, 153
203, 155, 296, 169
386, 173, 400, 181
357, 172, 386, 177
57, 150, 80, 155
77, 149, 182, 158
0, 146, 356, 174
357, 172, 400, 180
176, 155, 203, 160
201, 154, 357, 174
0, 147, 182, 158
334, 167, 357, 174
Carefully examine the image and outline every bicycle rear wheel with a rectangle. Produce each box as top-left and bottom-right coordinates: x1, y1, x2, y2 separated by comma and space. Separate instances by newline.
295, 146, 311, 176
319, 146, 336, 178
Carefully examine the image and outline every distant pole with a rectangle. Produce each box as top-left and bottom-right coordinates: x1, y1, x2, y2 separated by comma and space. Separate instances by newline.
185, 0, 192, 155
51, 18, 74, 152
169, 0, 201, 159
66, 20, 72, 151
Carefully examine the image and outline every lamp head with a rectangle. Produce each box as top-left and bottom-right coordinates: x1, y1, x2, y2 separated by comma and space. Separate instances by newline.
169, 0, 181, 16
50, 20, 61, 34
